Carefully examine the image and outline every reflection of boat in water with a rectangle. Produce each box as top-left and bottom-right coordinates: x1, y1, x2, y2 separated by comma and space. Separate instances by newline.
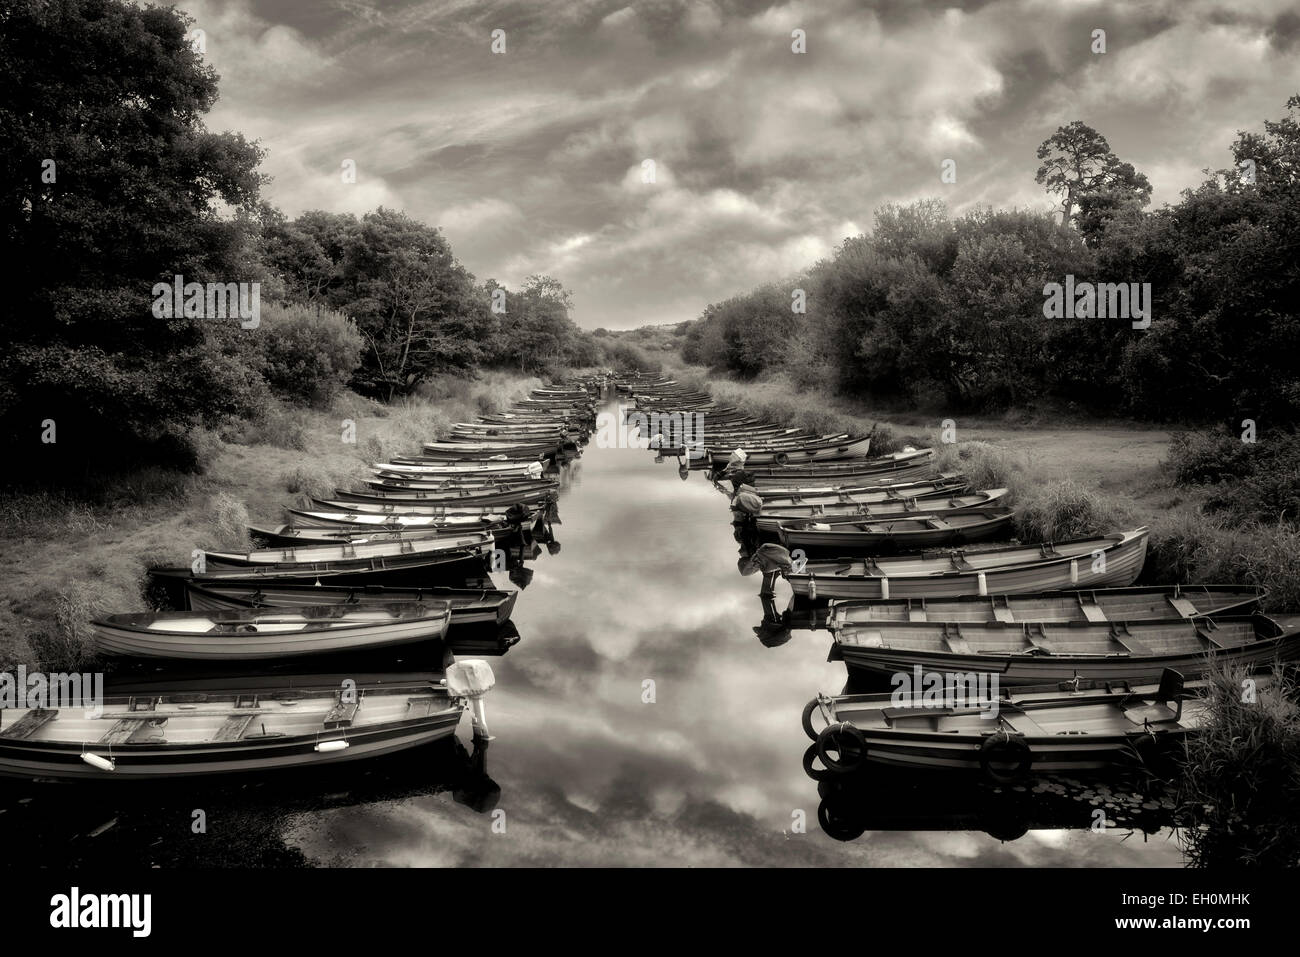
0, 735, 500, 866
802, 670, 1223, 782
808, 768, 1180, 843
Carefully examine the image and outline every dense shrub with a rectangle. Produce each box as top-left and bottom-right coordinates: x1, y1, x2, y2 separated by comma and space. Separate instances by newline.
604, 340, 663, 374
257, 303, 363, 406
1144, 512, 1300, 611
1167, 428, 1300, 524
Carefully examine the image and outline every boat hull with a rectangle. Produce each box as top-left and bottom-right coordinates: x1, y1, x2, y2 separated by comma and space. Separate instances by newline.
91, 606, 452, 660
0, 679, 467, 781
835, 622, 1300, 685
183, 583, 518, 626
786, 530, 1149, 599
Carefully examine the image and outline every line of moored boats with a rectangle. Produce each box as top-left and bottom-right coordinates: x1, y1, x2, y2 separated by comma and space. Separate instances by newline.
0, 380, 607, 781
618, 372, 1299, 784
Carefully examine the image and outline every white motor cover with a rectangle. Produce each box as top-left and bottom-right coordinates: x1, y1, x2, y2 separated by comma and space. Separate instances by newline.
446, 659, 496, 698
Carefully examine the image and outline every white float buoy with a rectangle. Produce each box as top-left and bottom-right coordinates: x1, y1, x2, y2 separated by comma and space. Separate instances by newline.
80, 752, 116, 772
315, 739, 350, 753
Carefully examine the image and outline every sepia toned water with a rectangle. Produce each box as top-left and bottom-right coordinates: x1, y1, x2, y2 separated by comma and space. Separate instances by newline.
0, 397, 1186, 867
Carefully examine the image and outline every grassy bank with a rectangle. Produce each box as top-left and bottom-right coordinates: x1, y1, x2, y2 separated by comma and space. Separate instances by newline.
0, 370, 542, 672
667, 362, 1300, 610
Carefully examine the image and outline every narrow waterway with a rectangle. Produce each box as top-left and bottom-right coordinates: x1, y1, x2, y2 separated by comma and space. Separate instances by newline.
0, 395, 1186, 866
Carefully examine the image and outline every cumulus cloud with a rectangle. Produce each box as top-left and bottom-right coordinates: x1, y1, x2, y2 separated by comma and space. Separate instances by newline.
190, 0, 1300, 327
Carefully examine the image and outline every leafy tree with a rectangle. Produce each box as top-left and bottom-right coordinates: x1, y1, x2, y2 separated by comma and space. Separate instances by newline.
1035, 121, 1151, 240
0, 0, 267, 472
491, 275, 585, 373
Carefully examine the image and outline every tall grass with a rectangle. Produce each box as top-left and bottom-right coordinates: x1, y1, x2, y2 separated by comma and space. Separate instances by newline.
932, 443, 1132, 541
1145, 511, 1300, 610
24, 581, 115, 672
1177, 664, 1300, 867
279, 464, 355, 509
195, 492, 251, 553
932, 441, 1027, 494
1015, 478, 1133, 540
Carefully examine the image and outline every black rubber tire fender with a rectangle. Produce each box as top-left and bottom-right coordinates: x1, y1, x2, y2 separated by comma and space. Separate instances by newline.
979, 733, 1032, 784
818, 796, 867, 842
802, 697, 828, 741
802, 743, 835, 782
816, 722, 869, 774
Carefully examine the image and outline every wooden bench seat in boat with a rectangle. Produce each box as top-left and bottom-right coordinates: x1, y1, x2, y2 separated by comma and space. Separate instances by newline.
882, 705, 955, 731
0, 708, 58, 739
1077, 594, 1109, 623
323, 696, 360, 729
1107, 623, 1154, 656
1022, 622, 1051, 652
214, 714, 257, 741
100, 717, 168, 744
939, 623, 974, 655
1196, 623, 1229, 650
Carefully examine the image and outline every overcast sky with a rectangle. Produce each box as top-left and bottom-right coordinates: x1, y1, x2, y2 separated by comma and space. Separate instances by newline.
187, 0, 1300, 329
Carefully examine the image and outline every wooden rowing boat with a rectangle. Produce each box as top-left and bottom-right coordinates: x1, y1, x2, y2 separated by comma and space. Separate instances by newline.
827, 585, 1265, 628
363, 476, 555, 494
784, 528, 1150, 599
752, 488, 1011, 532
150, 545, 490, 596
202, 533, 494, 569
91, 603, 452, 660
709, 434, 874, 467
307, 498, 543, 519
286, 508, 516, 529
183, 583, 518, 626
374, 460, 545, 476
0, 672, 486, 780
832, 612, 1299, 684
731, 473, 964, 499
247, 521, 528, 547
802, 669, 1226, 780
330, 486, 557, 507
723, 449, 933, 479
776, 508, 1015, 551
747, 476, 971, 509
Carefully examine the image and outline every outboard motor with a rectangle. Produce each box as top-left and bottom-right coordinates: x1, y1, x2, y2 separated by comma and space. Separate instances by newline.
445, 659, 496, 740
731, 484, 763, 517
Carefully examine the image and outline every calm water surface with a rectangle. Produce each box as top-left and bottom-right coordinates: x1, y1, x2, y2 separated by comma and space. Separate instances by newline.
0, 396, 1187, 867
